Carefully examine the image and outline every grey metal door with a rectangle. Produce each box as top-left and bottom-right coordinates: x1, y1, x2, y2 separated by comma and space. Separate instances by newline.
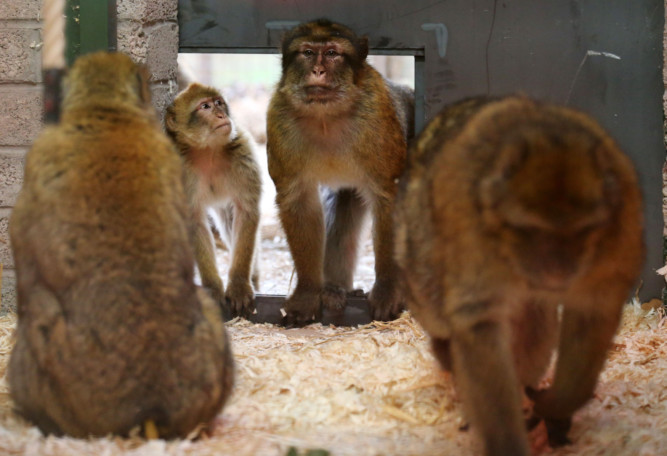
179, 0, 665, 301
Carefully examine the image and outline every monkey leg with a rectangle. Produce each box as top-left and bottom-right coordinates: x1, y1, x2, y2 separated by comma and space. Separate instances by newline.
449, 305, 530, 456
529, 289, 625, 447
276, 183, 325, 324
322, 188, 367, 311
368, 196, 404, 320
225, 204, 260, 318
251, 231, 261, 290
323, 188, 367, 289
431, 337, 453, 371
510, 299, 559, 388
9, 285, 84, 436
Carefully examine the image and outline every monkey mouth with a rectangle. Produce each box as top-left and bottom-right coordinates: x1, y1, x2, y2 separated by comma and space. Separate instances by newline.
304, 85, 338, 102
215, 120, 231, 130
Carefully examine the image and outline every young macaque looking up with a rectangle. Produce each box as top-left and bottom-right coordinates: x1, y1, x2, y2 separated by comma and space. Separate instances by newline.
395, 95, 644, 456
166, 82, 262, 319
267, 19, 414, 324
9, 52, 234, 438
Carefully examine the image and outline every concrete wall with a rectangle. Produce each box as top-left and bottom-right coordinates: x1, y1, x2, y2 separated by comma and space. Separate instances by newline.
0, 0, 180, 313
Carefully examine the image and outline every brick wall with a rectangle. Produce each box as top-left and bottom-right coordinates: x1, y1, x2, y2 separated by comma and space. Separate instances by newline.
664, 1, 667, 239
0, 0, 179, 313
117, 0, 179, 120
0, 0, 42, 313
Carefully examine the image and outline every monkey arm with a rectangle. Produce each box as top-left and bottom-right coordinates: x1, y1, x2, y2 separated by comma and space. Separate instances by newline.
192, 205, 225, 305
224, 199, 260, 317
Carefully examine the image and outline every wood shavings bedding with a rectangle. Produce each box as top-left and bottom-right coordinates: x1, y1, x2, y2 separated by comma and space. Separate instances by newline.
0, 300, 665, 456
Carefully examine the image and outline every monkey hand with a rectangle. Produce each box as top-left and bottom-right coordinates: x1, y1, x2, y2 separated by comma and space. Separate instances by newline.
525, 387, 573, 447
368, 281, 405, 321
283, 287, 323, 326
224, 278, 256, 319
321, 284, 347, 312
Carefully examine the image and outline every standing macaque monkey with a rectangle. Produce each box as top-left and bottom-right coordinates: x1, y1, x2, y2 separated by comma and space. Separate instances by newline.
9, 52, 234, 438
166, 83, 262, 319
267, 19, 414, 324
395, 96, 644, 456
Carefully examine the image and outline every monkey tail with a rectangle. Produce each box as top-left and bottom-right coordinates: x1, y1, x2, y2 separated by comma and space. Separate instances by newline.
137, 406, 170, 439
143, 419, 159, 440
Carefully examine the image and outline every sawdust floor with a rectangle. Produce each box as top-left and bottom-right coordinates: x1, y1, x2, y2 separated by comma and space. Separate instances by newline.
0, 223, 666, 456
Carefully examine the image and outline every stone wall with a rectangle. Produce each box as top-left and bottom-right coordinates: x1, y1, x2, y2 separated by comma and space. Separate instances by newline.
0, 0, 179, 313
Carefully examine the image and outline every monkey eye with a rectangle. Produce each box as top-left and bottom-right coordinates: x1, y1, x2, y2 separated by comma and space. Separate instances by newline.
303, 49, 315, 57
324, 49, 338, 57
214, 99, 224, 107
199, 102, 212, 110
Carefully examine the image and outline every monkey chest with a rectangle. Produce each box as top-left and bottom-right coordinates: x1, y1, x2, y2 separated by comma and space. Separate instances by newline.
190, 155, 234, 203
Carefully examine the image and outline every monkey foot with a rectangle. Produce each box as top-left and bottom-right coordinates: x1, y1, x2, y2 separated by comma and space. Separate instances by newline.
224, 281, 256, 320
321, 284, 347, 312
368, 283, 405, 321
282, 289, 322, 327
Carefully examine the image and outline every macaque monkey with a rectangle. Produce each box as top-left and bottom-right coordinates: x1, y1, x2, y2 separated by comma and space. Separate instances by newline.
395, 95, 643, 455
166, 83, 262, 319
8, 52, 234, 438
267, 19, 414, 324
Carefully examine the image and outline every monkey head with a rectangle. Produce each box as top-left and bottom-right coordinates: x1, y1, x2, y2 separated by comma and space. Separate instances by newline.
166, 82, 237, 150
478, 118, 618, 290
278, 19, 369, 113
63, 51, 152, 112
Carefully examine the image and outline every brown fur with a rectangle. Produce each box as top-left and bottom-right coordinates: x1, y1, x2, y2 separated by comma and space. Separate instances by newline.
267, 19, 414, 323
8, 52, 234, 438
395, 95, 644, 455
165, 82, 262, 319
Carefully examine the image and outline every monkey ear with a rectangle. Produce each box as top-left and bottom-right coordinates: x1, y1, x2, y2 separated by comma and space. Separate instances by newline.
165, 110, 177, 133
358, 36, 369, 61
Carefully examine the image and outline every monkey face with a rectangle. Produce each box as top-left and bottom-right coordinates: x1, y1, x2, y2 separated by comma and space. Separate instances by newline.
279, 20, 369, 110
193, 96, 233, 136
166, 83, 237, 150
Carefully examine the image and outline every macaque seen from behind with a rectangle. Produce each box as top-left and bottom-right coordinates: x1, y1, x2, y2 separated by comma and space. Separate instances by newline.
267, 19, 414, 324
8, 52, 233, 438
166, 82, 262, 319
395, 95, 644, 456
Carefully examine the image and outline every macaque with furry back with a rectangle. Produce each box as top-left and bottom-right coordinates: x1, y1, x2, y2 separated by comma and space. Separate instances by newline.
267, 19, 414, 324
8, 52, 233, 438
395, 95, 643, 456
166, 82, 262, 319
